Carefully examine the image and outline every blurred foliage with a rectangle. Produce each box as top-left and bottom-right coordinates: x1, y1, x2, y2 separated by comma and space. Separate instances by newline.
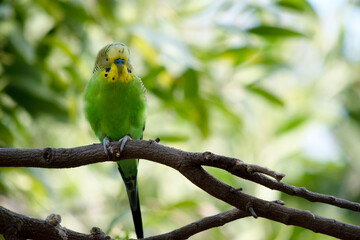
1, 0, 360, 239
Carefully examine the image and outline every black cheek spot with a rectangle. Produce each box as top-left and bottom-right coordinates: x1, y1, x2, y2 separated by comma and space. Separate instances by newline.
105, 74, 108, 77
112, 77, 115, 80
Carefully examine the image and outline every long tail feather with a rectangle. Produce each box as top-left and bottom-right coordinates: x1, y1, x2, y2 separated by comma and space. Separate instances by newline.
127, 187, 143, 238
117, 166, 144, 238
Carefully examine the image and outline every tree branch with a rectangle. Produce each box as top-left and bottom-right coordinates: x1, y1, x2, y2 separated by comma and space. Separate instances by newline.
144, 208, 250, 240
1, 140, 358, 212
200, 152, 360, 212
0, 205, 249, 240
0, 140, 359, 239
0, 206, 106, 240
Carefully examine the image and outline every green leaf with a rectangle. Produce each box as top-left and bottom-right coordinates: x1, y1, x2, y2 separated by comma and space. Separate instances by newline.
276, 0, 315, 14
171, 99, 209, 137
246, 84, 284, 107
5, 77, 68, 119
0, 122, 14, 146
209, 95, 243, 127
216, 47, 262, 65
276, 115, 308, 135
9, 28, 35, 64
247, 25, 306, 38
154, 134, 189, 142
166, 200, 198, 209
347, 109, 360, 127
58, 1, 92, 23
183, 69, 199, 100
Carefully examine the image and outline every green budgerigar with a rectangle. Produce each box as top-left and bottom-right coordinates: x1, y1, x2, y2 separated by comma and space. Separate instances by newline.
84, 42, 146, 238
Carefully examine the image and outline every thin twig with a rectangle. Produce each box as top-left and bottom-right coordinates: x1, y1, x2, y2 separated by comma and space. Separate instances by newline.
144, 208, 250, 240
199, 152, 360, 212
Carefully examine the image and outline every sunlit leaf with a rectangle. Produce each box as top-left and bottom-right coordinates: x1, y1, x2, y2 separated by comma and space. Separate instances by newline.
247, 25, 306, 38
209, 95, 242, 127
168, 200, 198, 209
216, 47, 262, 65
155, 134, 189, 142
183, 69, 199, 100
276, 115, 308, 135
246, 84, 284, 106
276, 0, 315, 14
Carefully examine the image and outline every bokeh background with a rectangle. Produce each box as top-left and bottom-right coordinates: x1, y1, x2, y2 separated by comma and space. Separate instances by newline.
1, 0, 360, 239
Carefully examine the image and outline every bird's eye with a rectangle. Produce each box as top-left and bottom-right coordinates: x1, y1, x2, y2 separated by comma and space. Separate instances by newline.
106, 58, 108, 61
114, 58, 125, 65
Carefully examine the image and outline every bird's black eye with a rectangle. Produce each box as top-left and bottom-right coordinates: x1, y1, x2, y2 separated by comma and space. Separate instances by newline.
106, 58, 108, 61
114, 58, 125, 65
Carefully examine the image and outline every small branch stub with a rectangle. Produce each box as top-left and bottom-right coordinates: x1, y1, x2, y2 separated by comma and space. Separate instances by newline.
246, 203, 258, 219
43, 147, 52, 162
90, 227, 111, 240
46, 214, 61, 226
46, 214, 68, 240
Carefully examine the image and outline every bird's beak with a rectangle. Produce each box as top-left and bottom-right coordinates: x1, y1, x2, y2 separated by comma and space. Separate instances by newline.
115, 61, 125, 75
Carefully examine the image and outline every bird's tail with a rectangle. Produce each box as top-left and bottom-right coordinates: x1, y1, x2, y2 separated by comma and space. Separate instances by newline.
117, 165, 144, 238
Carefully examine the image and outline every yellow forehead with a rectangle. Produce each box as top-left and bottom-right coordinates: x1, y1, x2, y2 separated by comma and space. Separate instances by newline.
108, 44, 130, 61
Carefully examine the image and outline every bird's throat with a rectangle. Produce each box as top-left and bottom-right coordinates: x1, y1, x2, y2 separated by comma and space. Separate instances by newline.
104, 63, 134, 83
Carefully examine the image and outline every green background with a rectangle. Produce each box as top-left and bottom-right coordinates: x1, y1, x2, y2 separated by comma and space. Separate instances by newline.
0, 0, 359, 239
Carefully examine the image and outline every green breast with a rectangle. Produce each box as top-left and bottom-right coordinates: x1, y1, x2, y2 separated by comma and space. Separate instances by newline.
84, 71, 146, 141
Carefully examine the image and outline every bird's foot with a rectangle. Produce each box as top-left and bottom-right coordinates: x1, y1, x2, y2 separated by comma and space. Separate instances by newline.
116, 135, 132, 158
103, 136, 132, 159
103, 137, 113, 157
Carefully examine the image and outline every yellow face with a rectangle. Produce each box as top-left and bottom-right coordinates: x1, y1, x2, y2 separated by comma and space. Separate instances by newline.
93, 43, 135, 83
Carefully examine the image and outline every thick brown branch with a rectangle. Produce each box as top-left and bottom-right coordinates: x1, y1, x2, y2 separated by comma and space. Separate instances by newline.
1, 140, 360, 239
0, 205, 248, 240
0, 140, 358, 213
0, 206, 111, 240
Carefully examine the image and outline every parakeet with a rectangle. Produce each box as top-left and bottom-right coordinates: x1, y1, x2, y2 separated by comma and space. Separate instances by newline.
84, 42, 146, 238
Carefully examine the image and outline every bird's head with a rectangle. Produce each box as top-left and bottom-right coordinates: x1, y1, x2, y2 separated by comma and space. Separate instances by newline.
93, 42, 135, 83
